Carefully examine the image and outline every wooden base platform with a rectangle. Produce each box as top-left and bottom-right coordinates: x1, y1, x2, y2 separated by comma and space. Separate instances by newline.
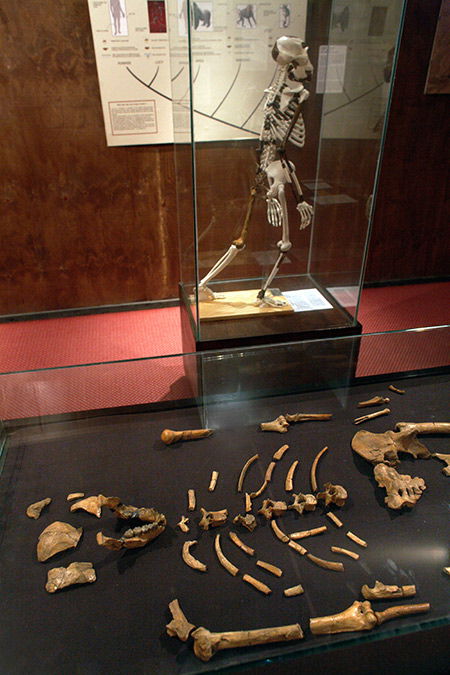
193, 289, 294, 322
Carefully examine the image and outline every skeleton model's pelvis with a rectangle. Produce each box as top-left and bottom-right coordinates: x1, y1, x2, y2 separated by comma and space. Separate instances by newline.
198, 36, 314, 307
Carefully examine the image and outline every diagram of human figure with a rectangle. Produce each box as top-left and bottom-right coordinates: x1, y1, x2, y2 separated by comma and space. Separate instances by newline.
110, 0, 128, 36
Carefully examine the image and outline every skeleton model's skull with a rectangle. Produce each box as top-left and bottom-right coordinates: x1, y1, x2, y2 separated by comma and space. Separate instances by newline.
272, 36, 313, 81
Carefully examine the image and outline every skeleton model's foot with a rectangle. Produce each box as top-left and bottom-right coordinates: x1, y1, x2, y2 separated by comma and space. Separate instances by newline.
255, 290, 288, 308
197, 284, 225, 301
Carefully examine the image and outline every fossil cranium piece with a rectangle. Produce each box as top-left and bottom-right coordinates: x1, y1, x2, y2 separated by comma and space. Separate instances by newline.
199, 507, 228, 530
285, 413, 332, 423
357, 396, 390, 408
352, 428, 431, 467
237, 453, 259, 492
258, 499, 287, 520
166, 599, 196, 642
288, 492, 317, 515
233, 513, 257, 531
310, 446, 328, 492
361, 580, 416, 600
96, 508, 166, 550
317, 482, 348, 507
182, 540, 207, 572
70, 494, 114, 518
160, 428, 213, 445
45, 562, 96, 593
260, 415, 289, 433
433, 453, 450, 476
353, 408, 390, 425
26, 498, 51, 519
373, 464, 426, 510
37, 521, 83, 562
310, 600, 429, 635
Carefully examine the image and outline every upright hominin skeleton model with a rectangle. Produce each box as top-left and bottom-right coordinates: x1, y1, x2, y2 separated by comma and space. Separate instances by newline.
198, 36, 314, 307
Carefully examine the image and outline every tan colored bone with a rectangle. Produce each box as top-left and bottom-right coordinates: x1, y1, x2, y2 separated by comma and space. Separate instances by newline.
187, 489, 196, 511
26, 498, 51, 519
395, 422, 450, 434
443, 567, 450, 576
258, 499, 288, 520
260, 415, 289, 433
229, 531, 254, 556
361, 580, 416, 600
357, 396, 390, 408
374, 464, 426, 510
317, 483, 347, 507
242, 573, 272, 595
208, 471, 219, 491
306, 553, 344, 572
271, 518, 290, 543
288, 492, 317, 514
256, 559, 283, 577
310, 446, 328, 492
237, 453, 259, 492
199, 507, 228, 530
288, 540, 307, 555
70, 494, 108, 518
177, 515, 190, 533
273, 444, 289, 460
326, 511, 344, 528
161, 428, 213, 445
264, 461, 276, 482
191, 622, 303, 662
354, 408, 390, 425
182, 540, 207, 572
346, 531, 367, 547
388, 384, 405, 394
352, 428, 431, 466
45, 562, 96, 593
107, 501, 159, 522
310, 600, 430, 635
433, 453, 450, 476
37, 521, 82, 562
96, 513, 166, 550
166, 598, 196, 642
285, 460, 298, 491
245, 492, 252, 512
331, 546, 359, 560
249, 480, 268, 499
66, 492, 84, 501
290, 525, 327, 540
214, 534, 239, 576
233, 513, 257, 531
285, 413, 332, 423
284, 584, 304, 597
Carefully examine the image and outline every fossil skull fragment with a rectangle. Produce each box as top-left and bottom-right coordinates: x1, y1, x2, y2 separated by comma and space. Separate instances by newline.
37, 521, 83, 562
26, 497, 51, 519
317, 482, 348, 507
260, 415, 289, 433
288, 492, 317, 514
310, 600, 429, 635
373, 464, 426, 509
351, 428, 431, 466
199, 508, 228, 530
45, 562, 96, 593
361, 580, 416, 600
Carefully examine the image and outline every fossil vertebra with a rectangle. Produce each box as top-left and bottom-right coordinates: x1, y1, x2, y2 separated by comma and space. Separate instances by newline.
373, 464, 426, 510
199, 508, 228, 530
317, 482, 347, 507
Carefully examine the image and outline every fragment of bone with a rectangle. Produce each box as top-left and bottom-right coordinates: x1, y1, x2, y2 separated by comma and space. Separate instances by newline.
258, 499, 287, 520
373, 464, 426, 510
199, 507, 228, 530
214, 534, 239, 576
45, 562, 96, 593
351, 428, 431, 466
310, 446, 328, 492
273, 444, 289, 461
191, 622, 303, 662
229, 531, 255, 556
361, 580, 416, 600
271, 518, 290, 543
26, 497, 51, 519
288, 540, 308, 556
177, 515, 190, 533
306, 553, 344, 572
285, 413, 332, 423
161, 428, 213, 445
233, 513, 257, 531
242, 573, 272, 595
166, 598, 196, 642
264, 461, 276, 482
208, 471, 219, 491
260, 415, 289, 433
70, 494, 109, 518
249, 480, 268, 499
237, 453, 259, 492
346, 531, 367, 547
107, 500, 162, 523
331, 546, 359, 560
317, 482, 348, 507
290, 525, 327, 540
395, 422, 450, 434
182, 540, 207, 572
256, 559, 283, 577
245, 492, 252, 512
443, 567, 450, 576
37, 521, 83, 562
285, 460, 298, 491
357, 396, 390, 408
326, 511, 344, 528
388, 384, 405, 394
310, 600, 430, 635
432, 453, 450, 476
96, 508, 166, 550
284, 584, 304, 597
67, 493, 84, 501
353, 408, 390, 425
187, 489, 196, 511
288, 492, 317, 514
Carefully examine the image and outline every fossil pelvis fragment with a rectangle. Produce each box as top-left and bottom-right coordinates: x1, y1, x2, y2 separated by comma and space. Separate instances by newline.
37, 521, 82, 562
373, 464, 426, 510
26, 498, 51, 519
45, 562, 96, 593
352, 428, 431, 467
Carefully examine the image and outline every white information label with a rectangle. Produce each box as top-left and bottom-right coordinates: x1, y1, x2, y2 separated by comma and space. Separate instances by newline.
283, 289, 333, 312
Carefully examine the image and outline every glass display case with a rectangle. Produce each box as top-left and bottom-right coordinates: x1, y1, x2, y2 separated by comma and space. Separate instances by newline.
0, 326, 448, 674
167, 0, 406, 350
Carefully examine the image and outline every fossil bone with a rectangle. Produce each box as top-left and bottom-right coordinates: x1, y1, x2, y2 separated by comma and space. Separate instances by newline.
285, 460, 298, 491
70, 494, 110, 518
353, 408, 390, 425
96, 507, 166, 550
361, 580, 416, 600
233, 513, 257, 531
310, 600, 430, 635
290, 525, 327, 540
256, 559, 283, 577
432, 453, 450, 475
357, 396, 390, 408
199, 508, 228, 530
26, 498, 51, 519
260, 415, 289, 433
45, 562, 96, 593
66, 492, 84, 501
288, 492, 317, 514
242, 574, 272, 595
37, 521, 82, 562
214, 534, 239, 576
346, 531, 367, 547
310, 446, 328, 492
245, 492, 252, 512
443, 567, 450, 576
182, 540, 207, 572
317, 483, 347, 507
166, 598, 196, 641
388, 384, 405, 394
187, 489, 196, 511
331, 546, 359, 560
160, 428, 213, 445
271, 518, 290, 543
249, 480, 269, 499
288, 540, 307, 555
326, 511, 344, 527
285, 413, 332, 423
229, 531, 254, 556
264, 461, 276, 482
258, 499, 288, 520
306, 553, 344, 572
351, 428, 431, 466
395, 422, 450, 434
373, 464, 426, 509
237, 453, 259, 492
177, 515, 190, 533
284, 584, 304, 597
208, 471, 219, 492
273, 444, 289, 460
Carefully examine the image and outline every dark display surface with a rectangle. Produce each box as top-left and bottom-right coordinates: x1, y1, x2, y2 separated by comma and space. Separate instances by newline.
0, 374, 449, 673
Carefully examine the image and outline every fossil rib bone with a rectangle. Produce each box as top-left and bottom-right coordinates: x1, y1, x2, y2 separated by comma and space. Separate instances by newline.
182, 540, 207, 572
229, 531, 255, 556
264, 461, 277, 482
237, 453, 259, 492
373, 464, 426, 509
352, 428, 431, 466
317, 483, 347, 507
26, 498, 51, 519
214, 534, 239, 576
284, 584, 304, 596
361, 580, 416, 600
388, 384, 405, 394
285, 460, 298, 491
45, 562, 96, 593
249, 479, 269, 499
242, 574, 272, 595
256, 559, 283, 577
188, 489, 196, 511
353, 408, 390, 425
310, 600, 429, 635
260, 415, 289, 433
326, 511, 344, 527
310, 446, 328, 492
199, 508, 228, 530
245, 492, 252, 512
331, 546, 359, 560
357, 396, 390, 408
285, 413, 332, 423
273, 444, 289, 460
208, 471, 219, 491
177, 515, 190, 533
290, 525, 327, 540
161, 428, 213, 445
166, 599, 196, 641
395, 422, 450, 434
306, 553, 344, 572
346, 531, 367, 547
271, 518, 290, 543
288, 540, 307, 555
432, 453, 450, 476
37, 521, 83, 562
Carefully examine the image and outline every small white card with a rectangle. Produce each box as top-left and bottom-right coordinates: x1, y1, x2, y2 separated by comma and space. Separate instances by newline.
283, 288, 333, 312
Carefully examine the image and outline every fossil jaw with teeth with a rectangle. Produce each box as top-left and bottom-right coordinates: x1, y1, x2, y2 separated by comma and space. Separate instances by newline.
96, 504, 166, 550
